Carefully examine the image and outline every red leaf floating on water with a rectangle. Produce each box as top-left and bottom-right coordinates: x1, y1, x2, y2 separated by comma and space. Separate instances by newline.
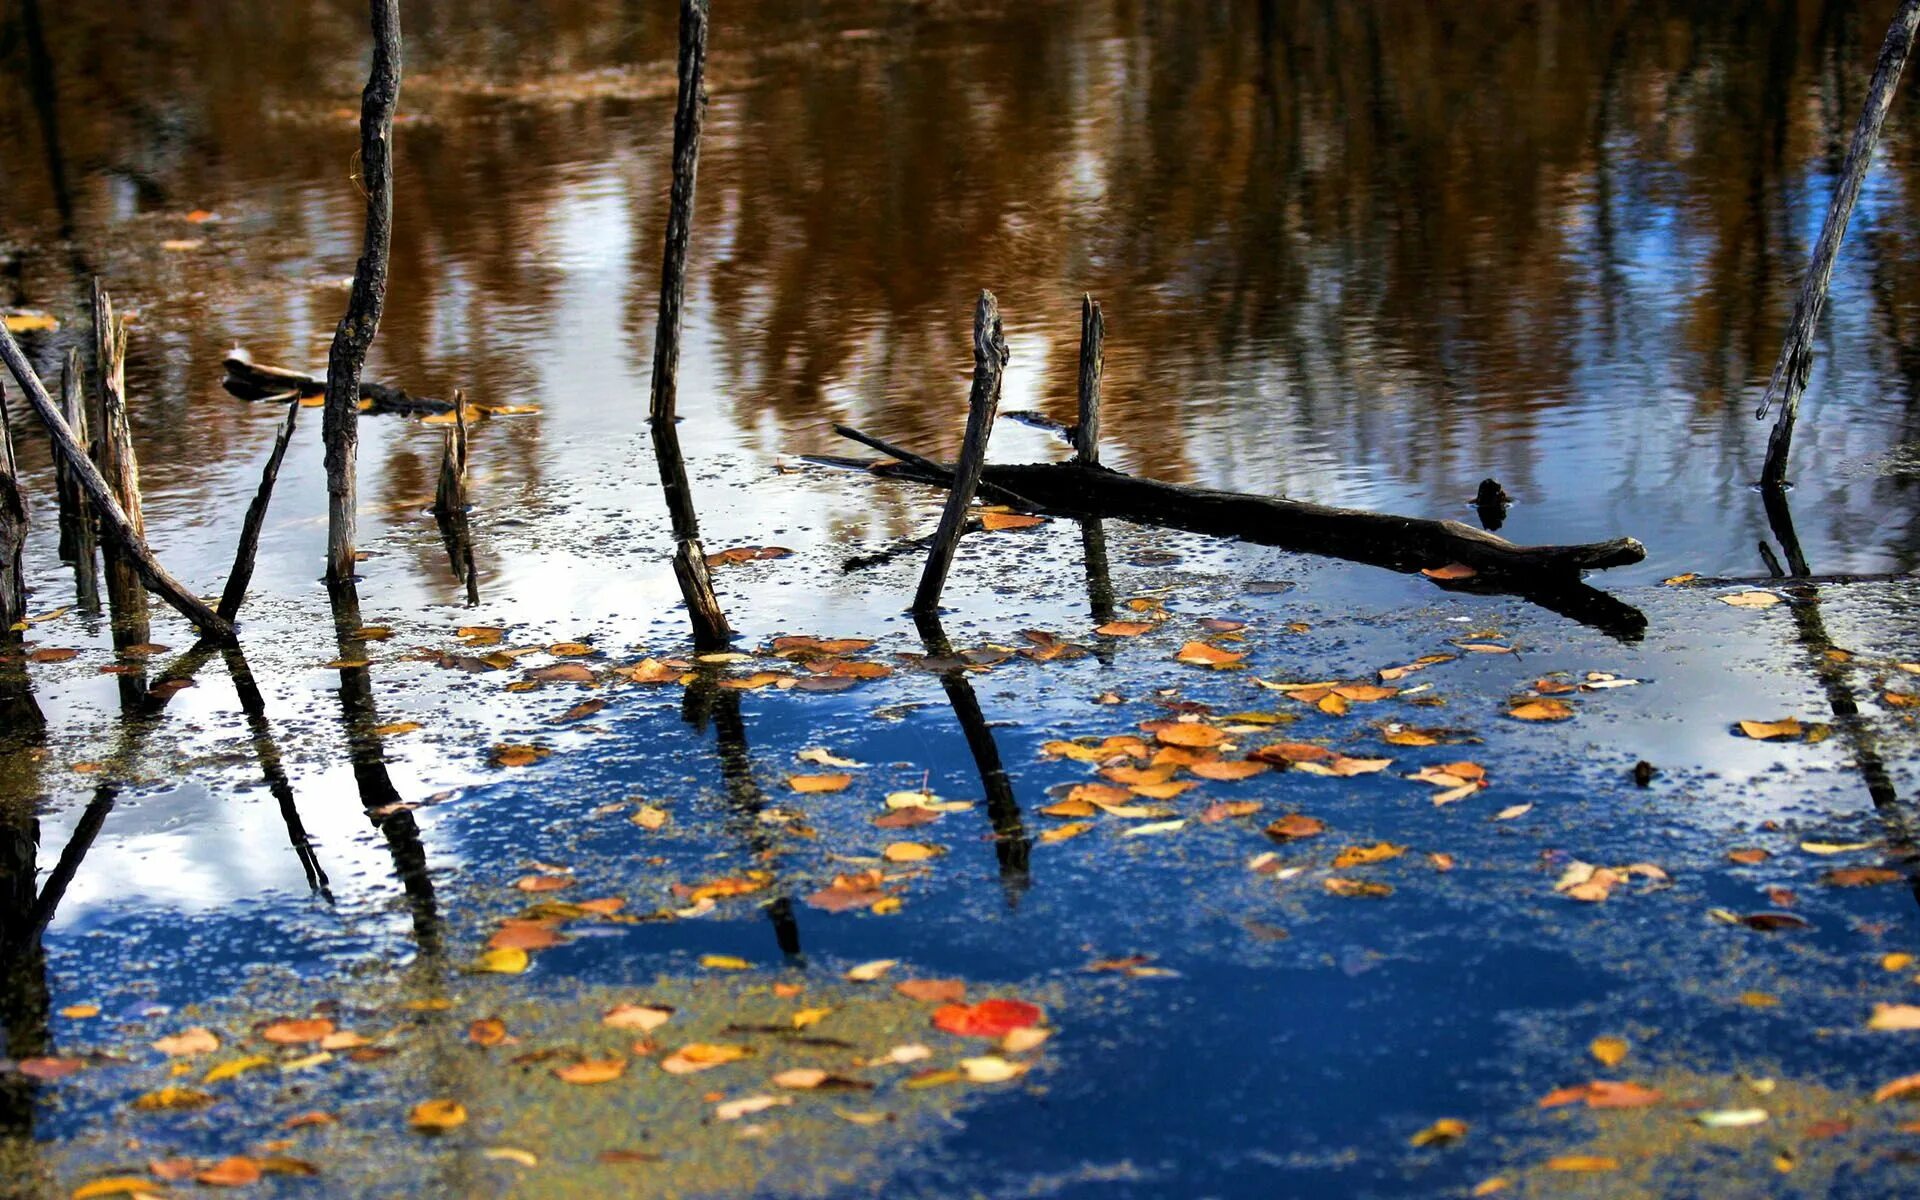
931, 998, 1043, 1038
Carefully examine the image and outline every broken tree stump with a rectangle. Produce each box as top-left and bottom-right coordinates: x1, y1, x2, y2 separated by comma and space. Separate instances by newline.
433, 389, 479, 603
912, 290, 1010, 614
0, 324, 236, 643
53, 348, 98, 612
646, 0, 731, 650
90, 282, 150, 645
1757, 0, 1920, 488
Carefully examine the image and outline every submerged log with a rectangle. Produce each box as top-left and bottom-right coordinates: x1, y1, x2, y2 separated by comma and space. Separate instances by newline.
836, 437, 1644, 581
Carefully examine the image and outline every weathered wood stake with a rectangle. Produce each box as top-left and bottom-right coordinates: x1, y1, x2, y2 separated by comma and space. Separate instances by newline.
1757, 0, 1920, 489
1073, 295, 1104, 467
90, 282, 150, 645
54, 350, 98, 609
433, 390, 479, 604
911, 291, 1010, 614
217, 400, 300, 623
0, 324, 236, 644
0, 400, 26, 640
323, 0, 404, 581
646, 0, 730, 650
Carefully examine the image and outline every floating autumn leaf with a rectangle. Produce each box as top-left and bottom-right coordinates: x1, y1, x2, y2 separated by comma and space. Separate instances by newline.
16, 1056, 84, 1080
1264, 814, 1325, 841
980, 511, 1045, 531
959, 1055, 1029, 1083
1727, 847, 1769, 865
715, 1093, 791, 1121
1539, 1080, 1663, 1109
614, 658, 681, 684
787, 772, 853, 794
1039, 822, 1093, 843
1694, 1108, 1769, 1128
489, 922, 564, 952
261, 1018, 335, 1045
1421, 563, 1477, 581
408, 1099, 467, 1132
197, 1156, 263, 1187
882, 841, 943, 863
1333, 842, 1406, 869
1188, 759, 1268, 781
513, 874, 573, 893
554, 1056, 627, 1084
884, 790, 972, 812
1873, 1072, 1920, 1102
1380, 654, 1457, 682
843, 959, 898, 982
932, 999, 1044, 1038
1095, 621, 1155, 636
704, 546, 794, 565
1249, 741, 1333, 765
1546, 1156, 1619, 1173
58, 1003, 99, 1019
873, 806, 941, 830
1590, 1036, 1629, 1067
1493, 803, 1532, 821
1720, 591, 1782, 608
133, 1086, 217, 1111
491, 744, 551, 768
474, 947, 531, 974
153, 1027, 220, 1056
699, 954, 753, 970
482, 1148, 539, 1167
1150, 723, 1226, 749
202, 1055, 273, 1083
1737, 718, 1803, 741
3, 310, 59, 333
1323, 878, 1393, 898
71, 1176, 163, 1199
1175, 642, 1246, 668
660, 1043, 752, 1074
1200, 800, 1261, 823
1867, 1004, 1920, 1031
1293, 755, 1392, 777
1410, 1118, 1468, 1147
1824, 866, 1903, 887
797, 747, 863, 769
805, 870, 898, 913
603, 1004, 674, 1032
1508, 699, 1573, 721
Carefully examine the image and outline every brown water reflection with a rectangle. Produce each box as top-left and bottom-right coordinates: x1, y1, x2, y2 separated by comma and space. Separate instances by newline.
4, 0, 1920, 586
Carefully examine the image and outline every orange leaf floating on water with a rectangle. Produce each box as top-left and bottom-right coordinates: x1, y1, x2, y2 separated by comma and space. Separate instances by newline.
526, 662, 595, 685
895, 979, 967, 1003
1095, 621, 1155, 637
980, 511, 1045, 531
1130, 781, 1195, 801
1508, 699, 1573, 722
554, 1056, 628, 1084
1873, 1072, 1920, 1102
603, 1004, 674, 1032
1149, 722, 1226, 749
1824, 867, 1903, 887
408, 1099, 467, 1132
1249, 741, 1333, 765
1200, 801, 1261, 823
1738, 718, 1803, 741
491, 744, 551, 767
1546, 1156, 1619, 1173
1590, 1037, 1630, 1067
660, 1043, 752, 1074
1066, 783, 1133, 807
1410, 1118, 1468, 1147
882, 841, 942, 863
152, 1027, 220, 1056
1042, 799, 1097, 818
1264, 814, 1326, 841
1867, 1004, 1920, 1031
1102, 763, 1177, 786
787, 773, 853, 793
1421, 563, 1477, 581
932, 999, 1043, 1038
1324, 878, 1393, 897
16, 1056, 84, 1080
704, 546, 793, 566
197, 1156, 263, 1187
489, 922, 563, 952
1175, 641, 1246, 667
615, 658, 681, 684
805, 870, 895, 913
1540, 1080, 1664, 1109
1333, 843, 1406, 869
513, 874, 573, 893
1187, 759, 1268, 782
771, 636, 874, 657
262, 1018, 335, 1045
1380, 654, 1456, 682
468, 1019, 509, 1046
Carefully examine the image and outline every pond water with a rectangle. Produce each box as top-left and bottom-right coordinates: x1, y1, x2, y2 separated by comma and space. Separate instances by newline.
5, 1, 1920, 1196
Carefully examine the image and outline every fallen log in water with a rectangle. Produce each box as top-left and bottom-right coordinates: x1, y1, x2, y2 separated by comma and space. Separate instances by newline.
832, 430, 1644, 582
223, 350, 452, 416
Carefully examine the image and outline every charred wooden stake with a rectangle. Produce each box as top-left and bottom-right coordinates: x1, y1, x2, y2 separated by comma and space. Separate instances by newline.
1073, 296, 1115, 623
647, 0, 730, 650
0, 324, 236, 643
53, 350, 97, 609
1757, 0, 1920, 489
322, 0, 403, 581
432, 390, 478, 604
216, 400, 299, 623
90, 283, 150, 646
912, 291, 1010, 614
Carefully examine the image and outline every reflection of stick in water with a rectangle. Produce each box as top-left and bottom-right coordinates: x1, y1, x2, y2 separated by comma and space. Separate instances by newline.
914, 611, 1031, 904
681, 680, 803, 960
221, 647, 331, 900
327, 577, 442, 960
646, 0, 730, 651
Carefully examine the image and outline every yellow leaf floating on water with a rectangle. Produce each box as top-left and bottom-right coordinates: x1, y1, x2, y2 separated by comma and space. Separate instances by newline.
788, 773, 853, 793
980, 511, 1045, 532
661, 1043, 752, 1074
71, 1177, 161, 1199
1039, 822, 1093, 844
491, 744, 550, 768
133, 1086, 216, 1111
59, 1004, 99, 1019
408, 1099, 467, 1132
203, 1055, 273, 1084
1720, 591, 1782, 608
844, 959, 897, 982
1546, 1155, 1619, 1172
1867, 1003, 1920, 1031
959, 1056, 1028, 1083
1333, 843, 1406, 869
481, 1148, 539, 1167
700, 954, 752, 971
1590, 1036, 1629, 1067
553, 1057, 627, 1085
602, 1004, 673, 1032
715, 1094, 791, 1121
882, 841, 942, 863
631, 804, 669, 830
1738, 718, 1803, 741
792, 1007, 832, 1029
475, 947, 530, 974
1508, 699, 1573, 721
1410, 1117, 1468, 1147
3, 311, 59, 333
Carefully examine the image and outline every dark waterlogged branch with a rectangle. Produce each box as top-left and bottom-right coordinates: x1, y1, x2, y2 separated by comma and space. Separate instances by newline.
323, 0, 403, 582
217, 400, 299, 623
0, 322, 236, 643
0, 400, 26, 642
90, 283, 150, 646
432, 390, 479, 603
647, 0, 730, 650
52, 349, 97, 609
1756, 0, 1920, 488
913, 291, 1010, 614
1073, 296, 1116, 624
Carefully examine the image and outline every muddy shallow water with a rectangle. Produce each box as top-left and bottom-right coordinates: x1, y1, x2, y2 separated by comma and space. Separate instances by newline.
5, 2, 1920, 1197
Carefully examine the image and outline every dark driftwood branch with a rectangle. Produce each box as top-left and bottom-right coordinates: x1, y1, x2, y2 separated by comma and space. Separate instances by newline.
323, 0, 403, 581
832, 424, 1036, 510
1757, 0, 1920, 488
0, 326, 236, 643
838, 445, 1645, 581
647, 0, 730, 650
433, 390, 478, 603
53, 350, 97, 610
224, 351, 450, 416
217, 400, 299, 622
913, 291, 1010, 614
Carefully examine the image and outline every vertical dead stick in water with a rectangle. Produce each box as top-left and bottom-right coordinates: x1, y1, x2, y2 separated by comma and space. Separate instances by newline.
0, 326, 235, 643
647, 0, 730, 650
54, 349, 98, 609
0, 399, 26, 640
1072, 295, 1114, 622
90, 282, 149, 646
433, 390, 478, 603
912, 290, 1010, 615
217, 400, 300, 623
1757, 0, 1920, 488
322, 0, 404, 581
